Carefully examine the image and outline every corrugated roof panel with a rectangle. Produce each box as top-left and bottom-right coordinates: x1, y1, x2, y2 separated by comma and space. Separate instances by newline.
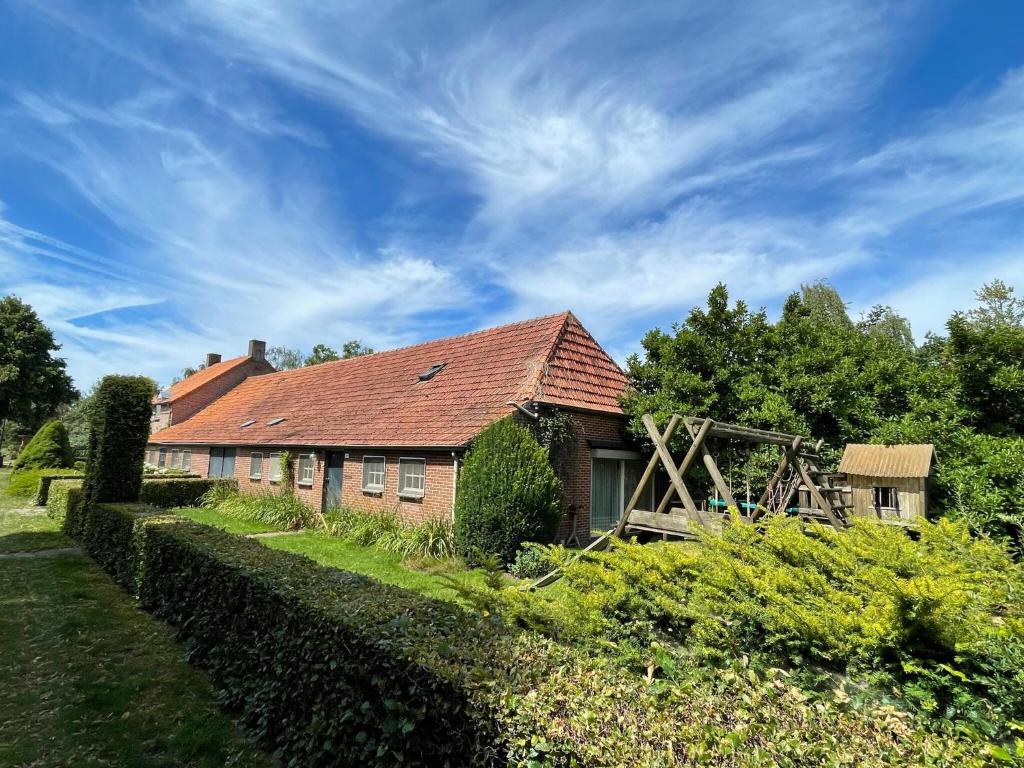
838, 444, 935, 478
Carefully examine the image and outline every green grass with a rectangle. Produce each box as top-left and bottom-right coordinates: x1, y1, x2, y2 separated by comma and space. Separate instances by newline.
0, 467, 72, 553
172, 506, 279, 535
259, 530, 506, 603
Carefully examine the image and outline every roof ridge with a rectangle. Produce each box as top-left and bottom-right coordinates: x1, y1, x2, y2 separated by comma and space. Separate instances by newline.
527, 312, 574, 402
160, 354, 252, 402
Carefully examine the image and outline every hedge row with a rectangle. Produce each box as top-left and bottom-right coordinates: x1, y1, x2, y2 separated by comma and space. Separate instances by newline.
34, 471, 85, 505
61, 503, 989, 767
138, 477, 235, 509
46, 479, 84, 525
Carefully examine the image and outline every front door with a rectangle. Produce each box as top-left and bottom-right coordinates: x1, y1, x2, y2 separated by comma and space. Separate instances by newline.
323, 452, 343, 510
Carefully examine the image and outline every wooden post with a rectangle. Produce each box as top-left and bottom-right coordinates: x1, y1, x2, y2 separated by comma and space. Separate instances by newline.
613, 415, 681, 537
753, 436, 803, 520
789, 449, 843, 529
652, 416, 713, 515
642, 414, 706, 526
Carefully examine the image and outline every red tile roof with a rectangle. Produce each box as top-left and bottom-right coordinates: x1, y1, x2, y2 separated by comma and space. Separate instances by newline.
151, 312, 628, 448
155, 356, 261, 404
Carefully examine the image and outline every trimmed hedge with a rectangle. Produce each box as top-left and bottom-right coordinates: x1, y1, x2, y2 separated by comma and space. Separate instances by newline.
12, 419, 74, 471
46, 478, 84, 529
3, 467, 80, 501
83, 375, 155, 505
139, 477, 235, 509
61, 502, 992, 767
454, 418, 561, 565
33, 470, 85, 505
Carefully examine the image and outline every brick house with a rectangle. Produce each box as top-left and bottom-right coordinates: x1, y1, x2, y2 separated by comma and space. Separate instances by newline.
146, 313, 647, 541
150, 340, 276, 436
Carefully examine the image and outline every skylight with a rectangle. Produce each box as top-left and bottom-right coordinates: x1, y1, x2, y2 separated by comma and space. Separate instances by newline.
267, 417, 286, 426
418, 362, 446, 382
240, 419, 256, 428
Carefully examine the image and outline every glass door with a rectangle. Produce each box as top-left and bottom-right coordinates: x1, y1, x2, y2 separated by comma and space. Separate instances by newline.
590, 458, 621, 531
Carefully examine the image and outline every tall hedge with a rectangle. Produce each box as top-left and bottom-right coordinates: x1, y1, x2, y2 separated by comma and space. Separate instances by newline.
83, 375, 156, 506
454, 418, 561, 564
12, 419, 74, 471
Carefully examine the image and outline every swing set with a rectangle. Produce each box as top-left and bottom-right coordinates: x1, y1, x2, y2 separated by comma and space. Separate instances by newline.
531, 414, 852, 589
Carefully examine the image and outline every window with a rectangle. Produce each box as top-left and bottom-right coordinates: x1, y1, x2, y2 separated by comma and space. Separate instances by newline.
240, 419, 256, 428
417, 362, 446, 382
249, 452, 264, 480
267, 417, 286, 426
170, 448, 180, 468
182, 449, 191, 472
362, 456, 385, 492
268, 452, 282, 482
873, 486, 899, 510
398, 458, 426, 498
209, 448, 237, 478
158, 447, 167, 468
298, 453, 315, 485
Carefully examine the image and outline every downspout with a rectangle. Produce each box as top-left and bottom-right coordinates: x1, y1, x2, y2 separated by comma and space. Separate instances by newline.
451, 451, 460, 519
506, 400, 539, 420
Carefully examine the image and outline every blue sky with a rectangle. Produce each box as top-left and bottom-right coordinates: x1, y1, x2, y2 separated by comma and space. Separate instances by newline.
2, 1, 1023, 390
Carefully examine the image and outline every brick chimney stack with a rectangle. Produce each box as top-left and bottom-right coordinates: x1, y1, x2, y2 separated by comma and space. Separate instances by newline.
205, 353, 222, 367
248, 339, 266, 362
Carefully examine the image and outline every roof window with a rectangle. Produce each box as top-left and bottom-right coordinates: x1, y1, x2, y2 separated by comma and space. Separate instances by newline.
418, 362, 446, 382
267, 417, 286, 426
240, 419, 256, 428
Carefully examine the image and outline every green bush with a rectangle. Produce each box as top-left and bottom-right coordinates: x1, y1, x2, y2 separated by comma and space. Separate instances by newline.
46, 478, 84, 530
201, 486, 314, 530
324, 507, 457, 559
83, 375, 155, 506
63, 502, 995, 766
12, 419, 74, 471
483, 516, 1024, 746
508, 543, 552, 579
454, 418, 561, 565
3, 467, 80, 500
140, 477, 235, 509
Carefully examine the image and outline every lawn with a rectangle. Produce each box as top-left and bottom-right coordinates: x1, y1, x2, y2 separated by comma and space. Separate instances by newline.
0, 469, 269, 767
0, 467, 71, 554
172, 505, 279, 535
259, 530, 503, 603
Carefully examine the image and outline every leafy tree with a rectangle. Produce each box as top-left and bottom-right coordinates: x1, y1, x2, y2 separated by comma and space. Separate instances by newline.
454, 418, 561, 565
171, 365, 199, 384
267, 346, 303, 371
305, 344, 340, 366
798, 281, 853, 327
857, 305, 915, 351
12, 419, 74, 471
967, 279, 1024, 329
341, 340, 375, 359
61, 384, 97, 460
0, 296, 77, 461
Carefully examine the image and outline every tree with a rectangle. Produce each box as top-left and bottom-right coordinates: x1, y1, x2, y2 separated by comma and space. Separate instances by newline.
0, 296, 77, 463
267, 346, 303, 371
304, 344, 340, 366
857, 305, 915, 351
171, 366, 199, 384
341, 340, 375, 359
12, 419, 74, 471
967, 279, 1024, 329
453, 418, 561, 565
61, 384, 97, 461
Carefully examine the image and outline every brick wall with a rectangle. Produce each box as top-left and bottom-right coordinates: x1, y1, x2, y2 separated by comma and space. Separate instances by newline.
150, 358, 275, 435
339, 450, 456, 525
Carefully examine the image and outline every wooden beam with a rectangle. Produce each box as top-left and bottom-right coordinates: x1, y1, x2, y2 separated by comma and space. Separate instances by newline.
613, 415, 681, 536
683, 418, 805, 447
753, 436, 803, 520
627, 509, 694, 535
653, 416, 713, 515
643, 414, 706, 525
789, 449, 844, 529
684, 419, 738, 512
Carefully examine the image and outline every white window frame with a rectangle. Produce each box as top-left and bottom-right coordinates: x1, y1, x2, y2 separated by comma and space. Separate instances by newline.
249, 451, 264, 480
298, 453, 315, 486
873, 486, 899, 511
397, 458, 426, 499
182, 449, 191, 472
170, 448, 181, 469
268, 452, 282, 482
361, 455, 386, 493
158, 447, 167, 467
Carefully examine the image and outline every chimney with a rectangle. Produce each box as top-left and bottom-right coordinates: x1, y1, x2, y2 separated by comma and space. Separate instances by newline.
205, 353, 222, 367
248, 339, 266, 362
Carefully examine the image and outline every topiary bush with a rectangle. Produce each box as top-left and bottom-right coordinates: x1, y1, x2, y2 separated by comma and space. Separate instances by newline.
454, 418, 561, 565
46, 478, 84, 530
4, 467, 81, 500
139, 477, 234, 509
82, 375, 155, 506
11, 419, 74, 472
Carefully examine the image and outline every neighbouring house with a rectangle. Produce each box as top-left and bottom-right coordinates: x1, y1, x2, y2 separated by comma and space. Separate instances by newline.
837, 443, 936, 523
150, 340, 276, 437
146, 312, 639, 541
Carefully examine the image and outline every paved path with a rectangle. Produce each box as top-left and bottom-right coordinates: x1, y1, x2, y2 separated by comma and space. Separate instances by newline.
0, 547, 82, 559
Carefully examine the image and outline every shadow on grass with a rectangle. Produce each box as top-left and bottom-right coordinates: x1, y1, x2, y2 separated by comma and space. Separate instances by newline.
0, 530, 71, 555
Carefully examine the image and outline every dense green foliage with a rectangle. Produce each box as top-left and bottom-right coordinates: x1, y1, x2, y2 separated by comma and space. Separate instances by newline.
508, 543, 552, 579
82, 375, 156, 506
474, 517, 1024, 753
11, 420, 74, 472
45, 478, 84, 527
454, 418, 562, 564
323, 507, 457, 559
0, 296, 77, 449
4, 468, 81, 501
624, 280, 1024, 547
200, 484, 314, 529
140, 478, 235, 509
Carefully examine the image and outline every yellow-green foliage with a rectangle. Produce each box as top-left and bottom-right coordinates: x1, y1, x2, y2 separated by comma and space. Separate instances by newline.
478, 516, 1024, 744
